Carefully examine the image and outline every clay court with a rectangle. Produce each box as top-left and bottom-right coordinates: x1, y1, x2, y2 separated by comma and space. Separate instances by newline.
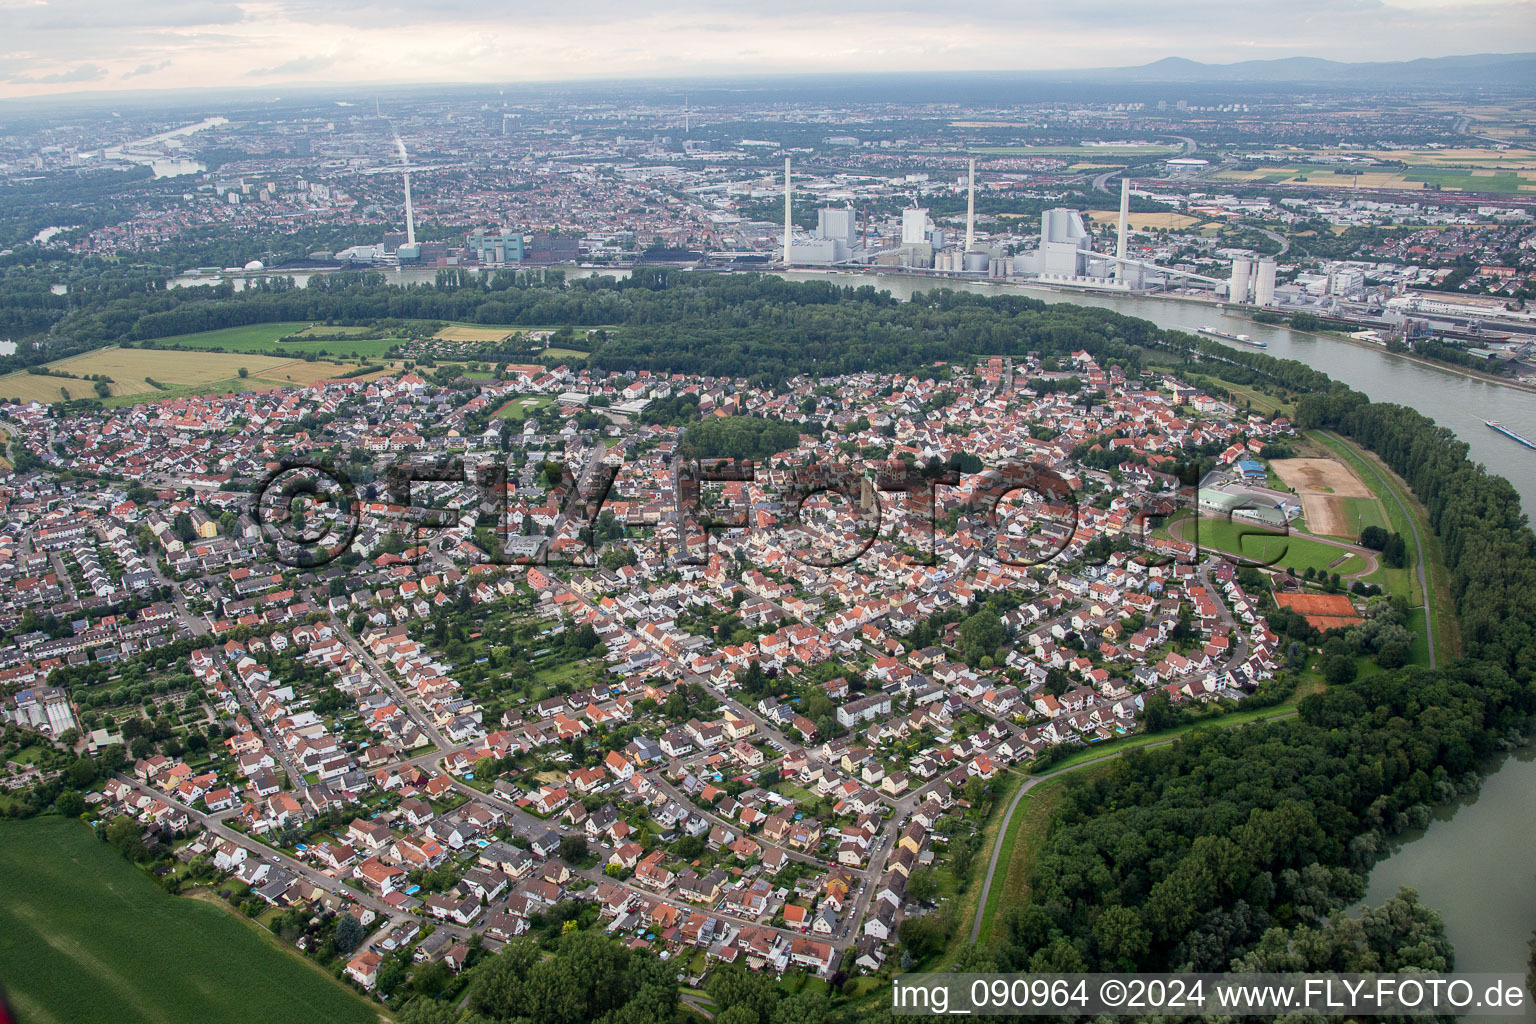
1270, 458, 1373, 538
1274, 591, 1365, 632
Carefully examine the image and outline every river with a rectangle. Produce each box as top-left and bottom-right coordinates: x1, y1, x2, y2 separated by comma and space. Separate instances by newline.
102, 116, 226, 179
1356, 747, 1536, 1018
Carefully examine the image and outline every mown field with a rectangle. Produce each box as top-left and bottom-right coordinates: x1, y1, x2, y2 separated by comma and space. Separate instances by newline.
1177, 516, 1367, 575
145, 323, 402, 358
494, 395, 555, 421
0, 816, 381, 1024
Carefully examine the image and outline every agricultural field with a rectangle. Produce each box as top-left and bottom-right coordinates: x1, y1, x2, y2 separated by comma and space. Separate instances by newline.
0, 816, 379, 1024
1215, 159, 1531, 194
0, 346, 378, 406
971, 143, 1180, 157
435, 323, 514, 342
138, 322, 308, 351
1083, 209, 1202, 230
0, 348, 287, 403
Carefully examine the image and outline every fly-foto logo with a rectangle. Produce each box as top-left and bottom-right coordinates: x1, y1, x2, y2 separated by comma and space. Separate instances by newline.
250, 453, 1295, 574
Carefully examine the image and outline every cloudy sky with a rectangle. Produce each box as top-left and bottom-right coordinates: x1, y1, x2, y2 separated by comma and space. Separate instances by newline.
1, 0, 1533, 100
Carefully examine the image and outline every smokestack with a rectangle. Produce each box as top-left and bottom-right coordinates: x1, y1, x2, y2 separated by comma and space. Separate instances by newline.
404, 171, 416, 247
394, 133, 417, 247
1115, 175, 1130, 284
783, 156, 792, 266
965, 158, 976, 252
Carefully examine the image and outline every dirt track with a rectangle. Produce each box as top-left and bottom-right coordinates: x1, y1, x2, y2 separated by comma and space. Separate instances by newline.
1270, 457, 1372, 537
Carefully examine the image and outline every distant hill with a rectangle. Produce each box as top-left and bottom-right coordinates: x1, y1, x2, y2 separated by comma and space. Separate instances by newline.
1079, 52, 1536, 88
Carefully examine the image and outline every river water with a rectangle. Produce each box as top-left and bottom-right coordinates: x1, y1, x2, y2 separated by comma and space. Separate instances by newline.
1354, 747, 1536, 1017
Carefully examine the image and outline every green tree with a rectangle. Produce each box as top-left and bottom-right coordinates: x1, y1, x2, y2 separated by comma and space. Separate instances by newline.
333, 912, 364, 954
959, 608, 1004, 663
55, 790, 85, 818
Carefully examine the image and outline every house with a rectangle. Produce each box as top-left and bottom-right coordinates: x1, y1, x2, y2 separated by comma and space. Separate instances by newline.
346, 951, 383, 989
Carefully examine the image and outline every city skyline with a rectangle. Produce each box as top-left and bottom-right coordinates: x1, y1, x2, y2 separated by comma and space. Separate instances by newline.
2, 0, 1535, 101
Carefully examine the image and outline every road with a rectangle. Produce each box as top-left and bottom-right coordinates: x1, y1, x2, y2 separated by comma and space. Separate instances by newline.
1257, 227, 1291, 256
1318, 431, 1436, 668
114, 773, 400, 920
334, 622, 455, 750
967, 708, 1299, 943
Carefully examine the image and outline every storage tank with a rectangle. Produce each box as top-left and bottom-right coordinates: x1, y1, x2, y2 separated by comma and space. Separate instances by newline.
963, 250, 990, 273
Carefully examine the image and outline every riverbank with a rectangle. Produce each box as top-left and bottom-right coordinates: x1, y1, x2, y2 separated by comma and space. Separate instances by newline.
1225, 311, 1536, 396
1354, 740, 1536, 1017
779, 266, 1536, 396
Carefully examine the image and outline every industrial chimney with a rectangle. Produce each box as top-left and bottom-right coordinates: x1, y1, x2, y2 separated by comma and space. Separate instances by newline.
783, 156, 792, 266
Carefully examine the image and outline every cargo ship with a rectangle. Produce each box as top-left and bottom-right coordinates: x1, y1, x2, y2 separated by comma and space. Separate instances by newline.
1486, 420, 1536, 451
1198, 325, 1267, 348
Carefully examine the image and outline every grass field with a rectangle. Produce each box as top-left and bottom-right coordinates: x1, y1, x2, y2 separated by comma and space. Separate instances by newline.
540, 347, 589, 359
1177, 517, 1367, 575
0, 816, 381, 1024
495, 395, 555, 421
147, 324, 402, 359
976, 775, 1070, 948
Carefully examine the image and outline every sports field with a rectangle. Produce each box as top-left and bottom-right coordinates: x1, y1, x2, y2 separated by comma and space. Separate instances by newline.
0, 816, 379, 1024
495, 395, 555, 420
1175, 517, 1369, 575
1269, 457, 1382, 538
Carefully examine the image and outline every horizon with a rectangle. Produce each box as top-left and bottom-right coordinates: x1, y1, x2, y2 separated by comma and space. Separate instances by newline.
2, 0, 1535, 103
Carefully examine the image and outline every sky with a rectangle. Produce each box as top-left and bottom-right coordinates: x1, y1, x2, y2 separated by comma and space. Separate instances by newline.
1, 0, 1534, 101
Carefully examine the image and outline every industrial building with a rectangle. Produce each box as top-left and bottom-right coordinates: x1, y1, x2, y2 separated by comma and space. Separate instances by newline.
468, 228, 525, 265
